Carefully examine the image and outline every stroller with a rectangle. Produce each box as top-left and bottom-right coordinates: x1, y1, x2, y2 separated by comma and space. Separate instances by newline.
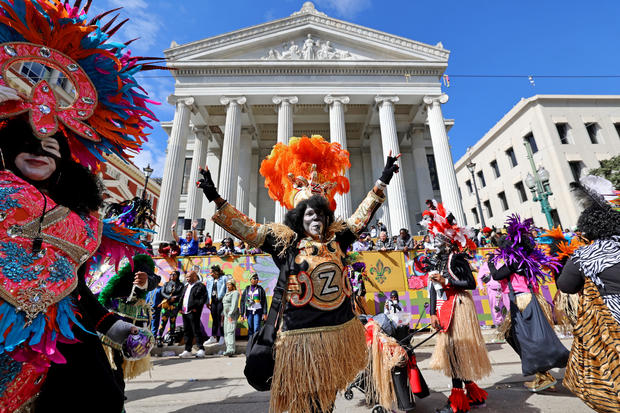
345, 309, 436, 413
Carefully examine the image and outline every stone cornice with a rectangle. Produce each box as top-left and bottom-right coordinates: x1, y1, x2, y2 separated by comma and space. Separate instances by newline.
165, 12, 449, 62
171, 65, 445, 78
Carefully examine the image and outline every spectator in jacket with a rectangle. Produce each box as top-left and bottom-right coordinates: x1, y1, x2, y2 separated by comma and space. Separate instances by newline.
198, 239, 218, 256
157, 271, 184, 346
369, 225, 378, 239
172, 220, 199, 256
146, 285, 163, 338
218, 237, 240, 255
352, 233, 373, 252
179, 271, 208, 358
240, 273, 268, 338
375, 231, 394, 251
205, 265, 228, 345
222, 279, 240, 357
395, 228, 414, 252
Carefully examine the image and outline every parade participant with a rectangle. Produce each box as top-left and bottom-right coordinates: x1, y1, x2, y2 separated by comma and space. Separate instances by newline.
179, 270, 208, 358
488, 215, 563, 393
147, 284, 164, 339
222, 278, 240, 357
477, 259, 507, 328
172, 220, 199, 257
384, 290, 402, 314
422, 201, 491, 413
349, 262, 368, 314
98, 255, 160, 389
157, 271, 184, 346
557, 176, 620, 413
205, 265, 227, 345
0, 1, 159, 410
197, 135, 399, 413
240, 273, 268, 339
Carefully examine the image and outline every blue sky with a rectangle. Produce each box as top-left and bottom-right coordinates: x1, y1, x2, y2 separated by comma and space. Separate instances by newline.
101, 0, 620, 177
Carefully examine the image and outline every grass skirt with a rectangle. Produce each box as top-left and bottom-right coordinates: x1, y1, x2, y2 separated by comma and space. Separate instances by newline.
270, 317, 368, 413
429, 291, 492, 381
554, 291, 580, 334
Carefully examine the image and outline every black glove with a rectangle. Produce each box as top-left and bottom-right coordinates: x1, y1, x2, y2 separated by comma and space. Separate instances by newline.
481, 274, 492, 284
379, 154, 400, 184
197, 168, 220, 202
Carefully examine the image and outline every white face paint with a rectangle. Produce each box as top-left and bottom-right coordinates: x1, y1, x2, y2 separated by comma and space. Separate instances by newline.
303, 206, 325, 240
14, 152, 56, 181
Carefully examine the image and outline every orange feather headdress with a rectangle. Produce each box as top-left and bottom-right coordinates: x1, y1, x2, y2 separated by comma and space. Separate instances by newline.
259, 135, 350, 211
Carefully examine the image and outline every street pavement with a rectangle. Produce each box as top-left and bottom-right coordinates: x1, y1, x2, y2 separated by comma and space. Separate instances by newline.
125, 338, 594, 413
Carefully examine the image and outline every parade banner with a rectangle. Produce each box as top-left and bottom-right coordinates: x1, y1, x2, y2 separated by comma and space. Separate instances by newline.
94, 249, 559, 336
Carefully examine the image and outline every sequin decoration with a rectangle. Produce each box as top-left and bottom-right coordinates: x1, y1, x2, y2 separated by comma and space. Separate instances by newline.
0, 242, 42, 282
79, 215, 95, 241
0, 353, 22, 396
0, 187, 22, 211
47, 254, 74, 283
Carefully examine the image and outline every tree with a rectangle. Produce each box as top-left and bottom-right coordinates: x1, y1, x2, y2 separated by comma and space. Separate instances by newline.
589, 155, 620, 188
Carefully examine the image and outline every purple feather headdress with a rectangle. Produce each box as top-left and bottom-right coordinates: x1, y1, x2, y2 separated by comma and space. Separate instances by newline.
490, 214, 559, 284
351, 262, 366, 272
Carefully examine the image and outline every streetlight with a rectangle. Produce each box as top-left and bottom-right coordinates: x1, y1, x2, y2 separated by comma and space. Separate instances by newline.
142, 163, 153, 199
466, 159, 486, 227
523, 140, 554, 228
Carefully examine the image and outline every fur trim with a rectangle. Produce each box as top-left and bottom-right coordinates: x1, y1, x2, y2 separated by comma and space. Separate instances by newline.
465, 381, 488, 403
265, 223, 297, 256
448, 387, 470, 412
270, 317, 367, 413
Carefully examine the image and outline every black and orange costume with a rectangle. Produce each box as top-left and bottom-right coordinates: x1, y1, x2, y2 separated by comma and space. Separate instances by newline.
198, 136, 399, 413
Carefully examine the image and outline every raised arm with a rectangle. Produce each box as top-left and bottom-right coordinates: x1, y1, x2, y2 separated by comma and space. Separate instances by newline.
346, 152, 400, 235
191, 220, 198, 241
197, 168, 269, 249
171, 222, 179, 243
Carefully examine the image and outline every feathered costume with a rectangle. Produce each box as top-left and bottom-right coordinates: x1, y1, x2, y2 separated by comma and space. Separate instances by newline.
558, 176, 620, 413
421, 200, 491, 413
0, 1, 158, 411
201, 135, 392, 413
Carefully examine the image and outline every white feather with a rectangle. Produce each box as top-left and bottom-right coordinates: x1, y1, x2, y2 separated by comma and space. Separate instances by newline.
0, 85, 20, 103
580, 175, 616, 202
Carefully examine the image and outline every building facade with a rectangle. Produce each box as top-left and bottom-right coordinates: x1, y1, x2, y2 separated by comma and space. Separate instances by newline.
455, 95, 620, 230
155, 2, 464, 244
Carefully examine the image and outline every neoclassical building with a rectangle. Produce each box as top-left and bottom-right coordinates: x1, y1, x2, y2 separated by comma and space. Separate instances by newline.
155, 2, 464, 244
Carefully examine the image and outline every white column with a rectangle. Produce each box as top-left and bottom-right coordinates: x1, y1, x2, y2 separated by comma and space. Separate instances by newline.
324, 95, 352, 219
249, 149, 259, 220
154, 97, 194, 245
214, 96, 246, 241
375, 96, 410, 236
272, 96, 298, 222
423, 94, 466, 225
185, 126, 208, 221
236, 128, 253, 215
201, 134, 222, 237
369, 128, 391, 233
411, 131, 435, 211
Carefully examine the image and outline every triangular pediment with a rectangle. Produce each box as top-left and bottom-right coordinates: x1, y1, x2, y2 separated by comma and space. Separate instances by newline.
166, 3, 449, 63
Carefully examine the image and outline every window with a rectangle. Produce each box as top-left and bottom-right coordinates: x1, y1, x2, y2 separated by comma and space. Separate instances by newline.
586, 122, 602, 144
614, 123, 620, 140
426, 154, 440, 191
524, 132, 538, 153
471, 208, 479, 225
181, 158, 193, 195
556, 123, 571, 144
20, 62, 48, 84
550, 209, 562, 229
483, 200, 493, 218
490, 160, 500, 178
568, 160, 585, 182
56, 72, 68, 90
465, 180, 473, 194
498, 191, 509, 211
515, 181, 528, 202
477, 170, 486, 187
506, 147, 518, 167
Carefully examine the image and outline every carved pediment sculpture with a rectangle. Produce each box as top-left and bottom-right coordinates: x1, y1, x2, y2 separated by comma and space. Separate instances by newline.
262, 34, 355, 61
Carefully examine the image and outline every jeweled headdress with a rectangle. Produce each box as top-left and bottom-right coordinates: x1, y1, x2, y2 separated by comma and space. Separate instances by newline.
0, 0, 160, 168
259, 135, 350, 211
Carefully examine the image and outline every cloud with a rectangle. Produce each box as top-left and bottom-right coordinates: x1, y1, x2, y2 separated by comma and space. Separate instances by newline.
97, 0, 162, 54
314, 0, 372, 18
132, 141, 167, 179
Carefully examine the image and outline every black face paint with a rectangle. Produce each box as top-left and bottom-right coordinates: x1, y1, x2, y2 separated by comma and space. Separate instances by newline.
21, 136, 61, 162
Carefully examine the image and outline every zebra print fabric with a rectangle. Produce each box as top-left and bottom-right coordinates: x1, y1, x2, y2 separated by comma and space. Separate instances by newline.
563, 278, 620, 412
572, 237, 620, 289
603, 295, 620, 324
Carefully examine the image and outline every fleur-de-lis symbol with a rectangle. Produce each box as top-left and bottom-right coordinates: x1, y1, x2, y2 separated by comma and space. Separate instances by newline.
370, 259, 392, 284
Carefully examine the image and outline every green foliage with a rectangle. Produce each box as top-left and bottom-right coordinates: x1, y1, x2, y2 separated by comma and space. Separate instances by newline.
589, 155, 620, 188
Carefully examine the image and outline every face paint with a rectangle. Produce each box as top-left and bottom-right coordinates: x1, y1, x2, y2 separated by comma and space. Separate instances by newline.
303, 206, 325, 240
